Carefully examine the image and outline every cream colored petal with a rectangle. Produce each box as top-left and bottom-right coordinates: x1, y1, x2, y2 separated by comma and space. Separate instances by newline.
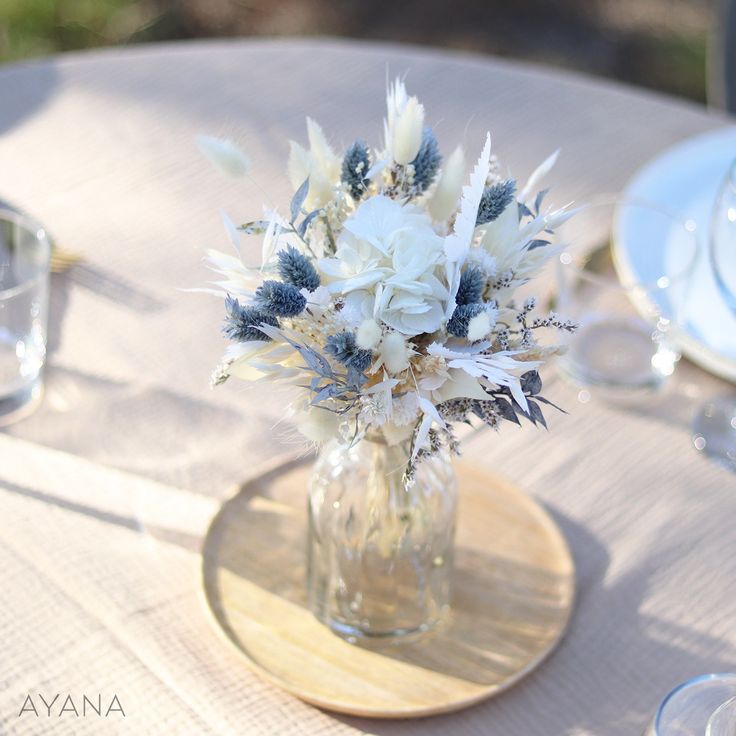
428, 146, 465, 222
433, 368, 489, 402
287, 140, 311, 191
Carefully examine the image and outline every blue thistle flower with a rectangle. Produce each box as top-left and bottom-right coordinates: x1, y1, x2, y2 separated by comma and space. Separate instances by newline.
476, 179, 516, 226
325, 331, 372, 373
223, 295, 277, 342
447, 302, 486, 338
410, 127, 441, 192
455, 266, 485, 305
254, 280, 307, 317
277, 245, 320, 292
341, 140, 371, 200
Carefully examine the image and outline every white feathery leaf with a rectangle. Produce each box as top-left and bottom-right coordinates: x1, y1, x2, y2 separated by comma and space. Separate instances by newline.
306, 117, 336, 167
261, 217, 282, 270
366, 157, 388, 180
254, 323, 286, 342
196, 136, 250, 177
384, 77, 408, 152
445, 133, 492, 263
220, 210, 242, 256
444, 132, 492, 316
204, 248, 247, 273
519, 149, 559, 202
412, 397, 447, 463
544, 203, 580, 229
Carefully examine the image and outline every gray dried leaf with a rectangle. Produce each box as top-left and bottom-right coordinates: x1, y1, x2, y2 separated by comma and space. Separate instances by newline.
298, 208, 321, 238
494, 397, 520, 425
521, 370, 542, 395
290, 178, 310, 223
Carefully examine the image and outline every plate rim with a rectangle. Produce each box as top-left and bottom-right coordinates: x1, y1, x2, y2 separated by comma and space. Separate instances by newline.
614, 125, 736, 384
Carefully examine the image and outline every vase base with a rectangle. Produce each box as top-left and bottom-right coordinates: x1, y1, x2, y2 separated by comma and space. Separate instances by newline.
201, 457, 575, 719
315, 606, 448, 645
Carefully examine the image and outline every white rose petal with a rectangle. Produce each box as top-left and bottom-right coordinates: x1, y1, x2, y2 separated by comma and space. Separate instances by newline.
305, 285, 332, 307
318, 196, 448, 337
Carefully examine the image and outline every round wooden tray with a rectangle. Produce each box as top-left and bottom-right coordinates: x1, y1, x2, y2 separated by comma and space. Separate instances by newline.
201, 459, 575, 718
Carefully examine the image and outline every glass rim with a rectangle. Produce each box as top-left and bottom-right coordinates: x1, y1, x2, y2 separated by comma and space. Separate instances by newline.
726, 158, 736, 191
654, 672, 736, 735
709, 158, 736, 278
0, 206, 52, 299
557, 194, 699, 293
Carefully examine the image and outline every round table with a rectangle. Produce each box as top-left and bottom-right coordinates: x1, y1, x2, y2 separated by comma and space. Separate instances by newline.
0, 38, 734, 736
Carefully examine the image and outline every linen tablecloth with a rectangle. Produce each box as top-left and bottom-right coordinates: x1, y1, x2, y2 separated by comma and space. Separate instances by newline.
0, 39, 734, 735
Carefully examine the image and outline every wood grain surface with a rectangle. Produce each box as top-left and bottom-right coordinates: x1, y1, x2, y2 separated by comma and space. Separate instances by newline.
201, 459, 575, 718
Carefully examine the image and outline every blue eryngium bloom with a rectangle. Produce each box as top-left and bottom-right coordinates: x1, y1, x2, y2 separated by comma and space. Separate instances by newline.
341, 140, 371, 200
447, 302, 486, 338
410, 127, 441, 193
476, 179, 516, 225
254, 280, 307, 317
455, 266, 485, 305
277, 245, 320, 292
325, 331, 372, 372
223, 295, 277, 341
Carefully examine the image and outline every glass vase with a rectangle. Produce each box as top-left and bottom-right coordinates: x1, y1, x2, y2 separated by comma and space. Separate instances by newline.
306, 435, 457, 642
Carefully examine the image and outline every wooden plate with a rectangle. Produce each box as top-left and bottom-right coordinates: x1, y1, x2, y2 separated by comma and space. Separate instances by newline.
201, 459, 575, 718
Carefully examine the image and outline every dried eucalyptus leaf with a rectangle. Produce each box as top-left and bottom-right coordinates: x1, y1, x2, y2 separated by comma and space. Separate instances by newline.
311, 384, 339, 405
521, 370, 542, 395
534, 187, 549, 214
297, 346, 332, 377
526, 399, 547, 429
535, 395, 566, 413
290, 178, 310, 223
346, 366, 367, 389
298, 208, 321, 238
494, 397, 520, 425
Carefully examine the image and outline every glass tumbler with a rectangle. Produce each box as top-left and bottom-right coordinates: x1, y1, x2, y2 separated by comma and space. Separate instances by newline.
0, 208, 51, 424
643, 673, 736, 735
555, 198, 698, 400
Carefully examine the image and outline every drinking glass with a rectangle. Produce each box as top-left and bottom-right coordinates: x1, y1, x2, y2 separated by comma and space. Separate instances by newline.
0, 208, 51, 424
643, 673, 736, 735
555, 198, 698, 400
692, 158, 736, 471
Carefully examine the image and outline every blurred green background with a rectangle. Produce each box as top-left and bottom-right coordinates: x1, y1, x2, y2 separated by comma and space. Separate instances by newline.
0, 0, 713, 102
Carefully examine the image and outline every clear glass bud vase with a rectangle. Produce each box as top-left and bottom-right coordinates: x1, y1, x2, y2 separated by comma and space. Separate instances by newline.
307, 435, 457, 641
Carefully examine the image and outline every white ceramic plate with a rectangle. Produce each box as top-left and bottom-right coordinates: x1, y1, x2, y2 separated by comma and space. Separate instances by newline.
614, 126, 736, 383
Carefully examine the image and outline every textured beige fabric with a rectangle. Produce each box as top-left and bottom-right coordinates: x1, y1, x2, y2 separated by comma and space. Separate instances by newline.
0, 38, 734, 735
